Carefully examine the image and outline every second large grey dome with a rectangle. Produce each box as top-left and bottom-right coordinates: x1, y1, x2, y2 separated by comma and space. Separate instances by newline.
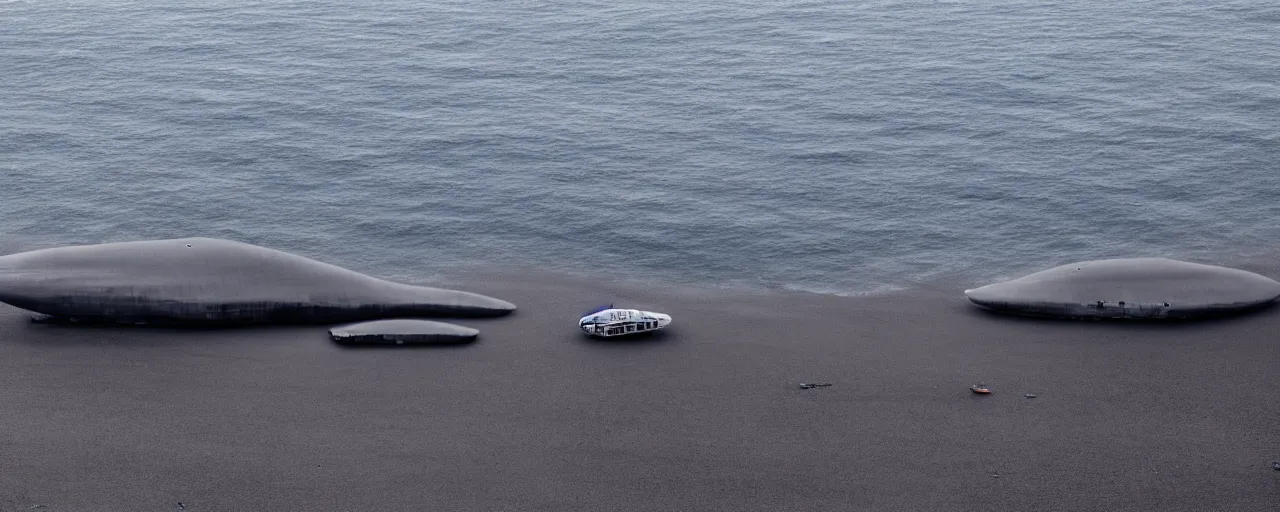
964, 258, 1280, 319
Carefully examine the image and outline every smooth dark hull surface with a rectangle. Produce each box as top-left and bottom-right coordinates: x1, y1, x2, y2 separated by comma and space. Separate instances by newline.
329, 319, 480, 345
966, 298, 1278, 320
0, 238, 516, 325
964, 258, 1280, 320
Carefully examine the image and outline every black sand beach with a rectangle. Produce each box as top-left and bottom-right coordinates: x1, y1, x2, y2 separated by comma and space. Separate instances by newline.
2, 271, 1278, 511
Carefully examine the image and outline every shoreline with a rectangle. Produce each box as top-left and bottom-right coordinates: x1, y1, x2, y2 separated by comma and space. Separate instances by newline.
424, 246, 1280, 303
9, 234, 1280, 302
1, 269, 1279, 510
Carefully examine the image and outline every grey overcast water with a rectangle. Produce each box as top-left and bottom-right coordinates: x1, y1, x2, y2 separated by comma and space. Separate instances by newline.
3, 0, 1278, 294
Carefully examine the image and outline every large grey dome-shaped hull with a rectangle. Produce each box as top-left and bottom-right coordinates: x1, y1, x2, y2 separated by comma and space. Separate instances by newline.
964, 258, 1280, 319
0, 237, 516, 325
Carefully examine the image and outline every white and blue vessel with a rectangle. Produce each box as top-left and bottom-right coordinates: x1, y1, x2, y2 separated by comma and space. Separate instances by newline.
578, 304, 672, 337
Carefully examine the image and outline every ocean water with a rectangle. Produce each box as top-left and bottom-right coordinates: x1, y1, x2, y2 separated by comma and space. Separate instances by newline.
2, 0, 1278, 295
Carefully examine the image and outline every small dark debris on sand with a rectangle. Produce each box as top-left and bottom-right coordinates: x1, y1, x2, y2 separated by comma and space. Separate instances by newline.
799, 383, 832, 389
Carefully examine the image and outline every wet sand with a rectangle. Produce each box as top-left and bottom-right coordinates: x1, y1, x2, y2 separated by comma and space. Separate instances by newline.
1, 271, 1278, 511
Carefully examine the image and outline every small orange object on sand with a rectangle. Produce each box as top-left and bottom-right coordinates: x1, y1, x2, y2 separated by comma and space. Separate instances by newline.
971, 384, 991, 394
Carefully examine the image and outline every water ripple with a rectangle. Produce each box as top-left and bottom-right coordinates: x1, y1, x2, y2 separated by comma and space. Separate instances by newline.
1, 0, 1278, 294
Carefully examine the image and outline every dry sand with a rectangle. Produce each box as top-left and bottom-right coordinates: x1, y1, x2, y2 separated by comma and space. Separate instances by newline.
1, 270, 1278, 511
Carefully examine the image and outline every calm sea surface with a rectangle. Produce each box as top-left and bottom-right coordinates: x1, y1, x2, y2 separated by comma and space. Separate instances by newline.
2, 0, 1278, 295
